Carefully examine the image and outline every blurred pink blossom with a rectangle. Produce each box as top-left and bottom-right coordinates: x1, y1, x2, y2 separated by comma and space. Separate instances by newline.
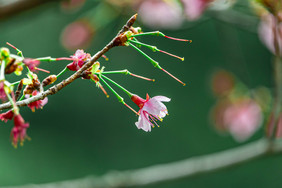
258, 14, 282, 56
223, 99, 263, 142
275, 114, 282, 138
182, 0, 212, 20
137, 0, 183, 29
61, 20, 94, 51
211, 70, 234, 97
61, 0, 86, 11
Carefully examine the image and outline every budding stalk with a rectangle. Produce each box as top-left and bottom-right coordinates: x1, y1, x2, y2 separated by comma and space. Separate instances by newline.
42, 75, 57, 87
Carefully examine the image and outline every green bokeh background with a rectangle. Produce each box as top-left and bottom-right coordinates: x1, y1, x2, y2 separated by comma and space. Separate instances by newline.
0, 1, 281, 187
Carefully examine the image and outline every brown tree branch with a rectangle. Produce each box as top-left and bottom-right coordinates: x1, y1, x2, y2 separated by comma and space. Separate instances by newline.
2, 138, 282, 188
0, 0, 58, 20
0, 13, 138, 111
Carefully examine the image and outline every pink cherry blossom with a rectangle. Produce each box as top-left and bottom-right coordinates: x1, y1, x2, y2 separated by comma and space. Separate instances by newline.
258, 13, 282, 56
0, 81, 7, 102
182, 0, 212, 20
67, 49, 91, 71
23, 58, 40, 72
223, 99, 263, 142
0, 110, 14, 122
26, 90, 48, 112
11, 113, 29, 147
131, 94, 170, 132
137, 0, 183, 29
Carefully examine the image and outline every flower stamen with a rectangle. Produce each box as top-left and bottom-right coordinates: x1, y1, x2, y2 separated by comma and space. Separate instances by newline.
124, 103, 138, 115
159, 50, 184, 61
34, 67, 50, 73
161, 68, 186, 86
164, 35, 192, 43
129, 73, 155, 82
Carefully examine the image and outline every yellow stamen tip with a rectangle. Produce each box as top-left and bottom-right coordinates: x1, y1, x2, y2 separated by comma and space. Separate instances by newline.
181, 57, 184, 61
106, 95, 110, 98
152, 79, 155, 82
183, 83, 186, 86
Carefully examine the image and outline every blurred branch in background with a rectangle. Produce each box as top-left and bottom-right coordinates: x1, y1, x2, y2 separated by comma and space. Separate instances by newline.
2, 138, 282, 188
0, 0, 58, 19
208, 9, 259, 33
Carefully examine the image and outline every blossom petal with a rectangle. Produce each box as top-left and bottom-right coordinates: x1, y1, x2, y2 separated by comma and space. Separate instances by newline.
143, 96, 169, 118
135, 110, 151, 132
152, 96, 171, 102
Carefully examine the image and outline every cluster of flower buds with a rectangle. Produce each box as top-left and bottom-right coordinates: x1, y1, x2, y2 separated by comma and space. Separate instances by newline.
0, 44, 65, 147
209, 70, 275, 142
0, 19, 190, 147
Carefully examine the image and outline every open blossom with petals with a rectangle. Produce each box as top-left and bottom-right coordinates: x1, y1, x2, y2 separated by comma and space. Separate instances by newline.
26, 91, 48, 112
223, 99, 263, 142
11, 114, 29, 147
136, 0, 183, 29
67, 49, 91, 71
0, 110, 14, 122
23, 58, 40, 72
182, 0, 212, 20
131, 94, 170, 132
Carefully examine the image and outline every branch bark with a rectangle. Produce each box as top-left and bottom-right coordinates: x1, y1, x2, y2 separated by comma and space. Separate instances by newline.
2, 138, 282, 188
0, 13, 137, 111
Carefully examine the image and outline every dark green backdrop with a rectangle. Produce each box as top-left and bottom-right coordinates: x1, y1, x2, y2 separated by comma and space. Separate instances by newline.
0, 1, 281, 187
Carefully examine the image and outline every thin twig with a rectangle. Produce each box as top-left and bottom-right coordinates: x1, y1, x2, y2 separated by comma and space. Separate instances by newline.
2, 138, 282, 188
208, 9, 259, 33
0, 13, 137, 111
